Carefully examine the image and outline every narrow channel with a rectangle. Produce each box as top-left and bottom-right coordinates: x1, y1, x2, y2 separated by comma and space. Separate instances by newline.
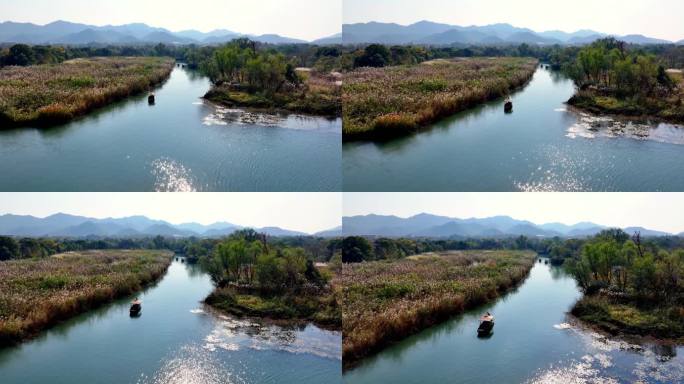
0, 257, 342, 384
343, 257, 683, 384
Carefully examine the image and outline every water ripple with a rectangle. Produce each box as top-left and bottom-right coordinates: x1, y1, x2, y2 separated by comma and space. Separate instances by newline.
150, 158, 196, 192
566, 110, 684, 145
527, 321, 684, 383
194, 314, 341, 361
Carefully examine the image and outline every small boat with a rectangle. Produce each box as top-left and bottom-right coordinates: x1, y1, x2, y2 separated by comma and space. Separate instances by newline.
130, 299, 142, 316
477, 313, 495, 336
148, 93, 155, 105
504, 98, 513, 113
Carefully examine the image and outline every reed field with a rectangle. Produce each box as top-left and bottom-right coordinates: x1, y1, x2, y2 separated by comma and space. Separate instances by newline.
342, 57, 538, 139
0, 250, 172, 346
0, 57, 174, 127
340, 250, 536, 367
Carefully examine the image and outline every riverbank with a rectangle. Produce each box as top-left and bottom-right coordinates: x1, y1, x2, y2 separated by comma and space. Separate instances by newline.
0, 56, 174, 128
341, 250, 536, 368
204, 284, 341, 330
0, 250, 172, 347
342, 57, 538, 140
571, 295, 684, 341
203, 70, 341, 117
567, 70, 684, 125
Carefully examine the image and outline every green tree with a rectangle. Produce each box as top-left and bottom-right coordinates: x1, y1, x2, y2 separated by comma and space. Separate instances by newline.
342, 236, 373, 263
0, 236, 19, 260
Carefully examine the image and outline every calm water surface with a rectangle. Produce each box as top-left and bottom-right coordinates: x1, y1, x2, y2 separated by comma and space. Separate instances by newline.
344, 258, 683, 384
343, 66, 684, 191
0, 258, 342, 384
0, 67, 341, 191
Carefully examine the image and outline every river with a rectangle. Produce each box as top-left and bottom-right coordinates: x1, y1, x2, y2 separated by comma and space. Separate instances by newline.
0, 66, 341, 191
0, 257, 342, 384
343, 65, 684, 191
343, 257, 683, 384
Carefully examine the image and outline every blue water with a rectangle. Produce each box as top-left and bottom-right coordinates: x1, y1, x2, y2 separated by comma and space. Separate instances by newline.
0, 258, 342, 384
0, 67, 341, 191
344, 258, 684, 384
343, 66, 684, 191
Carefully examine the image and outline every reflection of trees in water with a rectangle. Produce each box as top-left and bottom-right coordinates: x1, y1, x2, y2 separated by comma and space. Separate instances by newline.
548, 264, 572, 281
650, 343, 677, 359
225, 321, 306, 346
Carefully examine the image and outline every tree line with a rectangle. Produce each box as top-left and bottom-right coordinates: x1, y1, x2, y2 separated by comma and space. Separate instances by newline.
0, 41, 345, 72
567, 230, 683, 303
200, 229, 333, 293
565, 38, 676, 97
0, 232, 340, 263
340, 232, 684, 264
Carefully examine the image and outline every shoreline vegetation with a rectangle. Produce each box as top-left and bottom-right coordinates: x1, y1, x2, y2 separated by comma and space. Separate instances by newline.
0, 249, 172, 347
341, 250, 536, 368
200, 230, 342, 330
565, 229, 684, 343
0, 57, 174, 128
200, 39, 341, 117
564, 38, 684, 125
342, 57, 538, 140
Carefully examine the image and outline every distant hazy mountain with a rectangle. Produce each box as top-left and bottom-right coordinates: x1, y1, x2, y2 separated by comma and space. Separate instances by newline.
0, 213, 313, 238
342, 20, 675, 46
315, 226, 344, 237
0, 20, 324, 45
342, 213, 674, 238
619, 34, 672, 45
538, 29, 604, 42
312, 33, 343, 45
50, 29, 139, 45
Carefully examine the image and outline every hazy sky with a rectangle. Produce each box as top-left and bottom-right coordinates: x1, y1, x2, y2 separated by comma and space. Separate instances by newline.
0, 193, 341, 233
344, 0, 684, 41
0, 0, 341, 40
344, 193, 684, 233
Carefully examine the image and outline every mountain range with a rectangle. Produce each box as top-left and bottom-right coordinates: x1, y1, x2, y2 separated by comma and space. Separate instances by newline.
342, 21, 682, 46
342, 213, 680, 238
0, 20, 342, 45
0, 213, 336, 238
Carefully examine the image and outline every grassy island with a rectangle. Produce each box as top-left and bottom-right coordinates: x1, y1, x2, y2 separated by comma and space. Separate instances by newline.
341, 250, 536, 367
0, 249, 172, 347
342, 57, 537, 140
201, 230, 341, 329
0, 57, 174, 127
201, 40, 341, 117
565, 38, 684, 123
566, 229, 684, 341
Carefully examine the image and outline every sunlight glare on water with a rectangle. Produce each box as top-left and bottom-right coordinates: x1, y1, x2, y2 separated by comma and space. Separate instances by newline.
193, 311, 342, 361
138, 345, 245, 384
150, 157, 197, 192
527, 322, 684, 384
